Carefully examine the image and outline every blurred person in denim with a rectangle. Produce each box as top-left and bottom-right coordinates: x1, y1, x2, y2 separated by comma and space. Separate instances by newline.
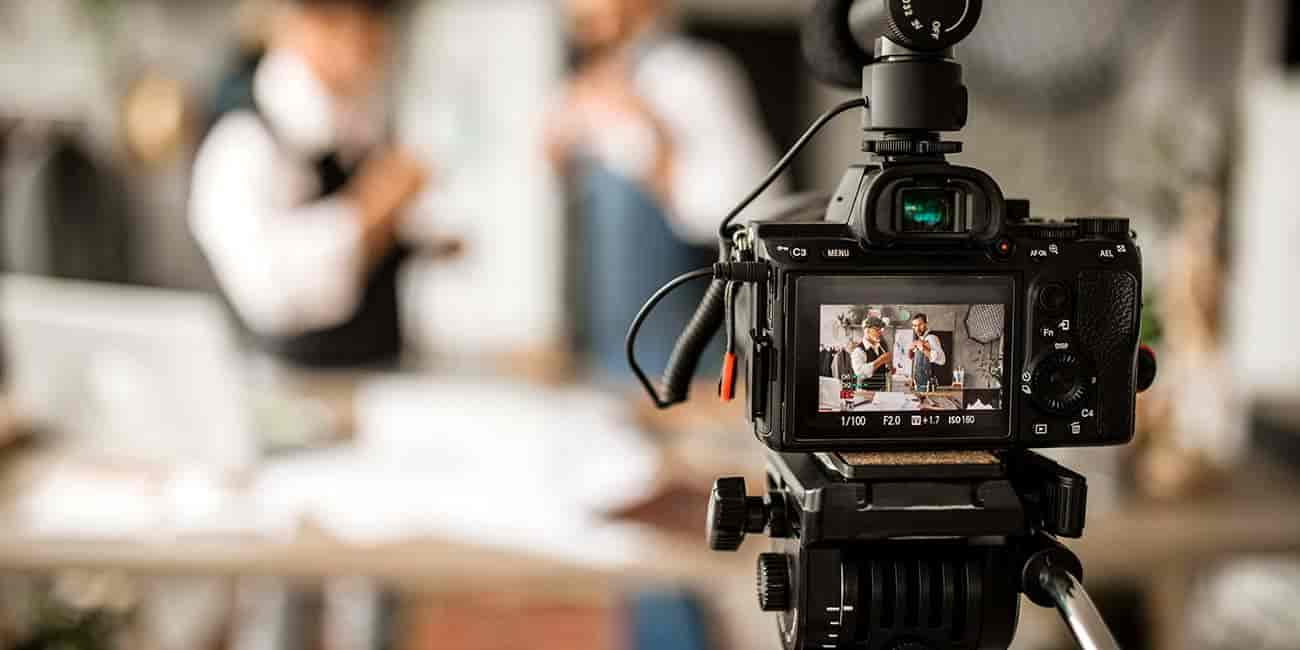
907, 314, 946, 393
546, 0, 783, 381
192, 0, 427, 368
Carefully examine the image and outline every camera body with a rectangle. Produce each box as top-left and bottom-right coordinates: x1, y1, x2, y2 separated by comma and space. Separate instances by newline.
738, 161, 1143, 453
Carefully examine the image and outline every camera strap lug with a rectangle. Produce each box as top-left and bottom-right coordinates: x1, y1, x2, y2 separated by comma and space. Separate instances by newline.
732, 228, 753, 255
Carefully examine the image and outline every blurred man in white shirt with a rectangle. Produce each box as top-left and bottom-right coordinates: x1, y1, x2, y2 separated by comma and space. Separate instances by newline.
547, 0, 784, 379
851, 319, 892, 391
191, 0, 427, 367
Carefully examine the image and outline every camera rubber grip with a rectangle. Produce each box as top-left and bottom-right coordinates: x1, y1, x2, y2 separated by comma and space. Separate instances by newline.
1076, 271, 1140, 441
660, 274, 726, 406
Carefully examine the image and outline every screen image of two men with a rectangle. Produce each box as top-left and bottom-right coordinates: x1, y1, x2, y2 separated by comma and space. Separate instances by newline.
818, 304, 1005, 413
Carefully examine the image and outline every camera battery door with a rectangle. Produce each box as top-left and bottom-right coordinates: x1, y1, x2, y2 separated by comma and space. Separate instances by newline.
1019, 217, 1141, 447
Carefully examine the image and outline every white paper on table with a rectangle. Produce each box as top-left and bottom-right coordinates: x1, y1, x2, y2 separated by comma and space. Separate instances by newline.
14, 378, 663, 570
248, 377, 661, 568
13, 460, 257, 541
249, 447, 650, 568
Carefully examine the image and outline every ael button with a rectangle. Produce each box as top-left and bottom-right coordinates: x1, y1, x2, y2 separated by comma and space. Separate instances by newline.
1097, 242, 1131, 264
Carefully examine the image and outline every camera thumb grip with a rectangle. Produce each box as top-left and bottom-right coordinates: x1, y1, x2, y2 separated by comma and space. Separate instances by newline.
660, 276, 727, 405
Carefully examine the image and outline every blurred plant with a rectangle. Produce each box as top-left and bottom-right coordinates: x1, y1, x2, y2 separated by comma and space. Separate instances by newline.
76, 0, 129, 92
1140, 289, 1163, 348
78, 0, 118, 25
10, 582, 129, 650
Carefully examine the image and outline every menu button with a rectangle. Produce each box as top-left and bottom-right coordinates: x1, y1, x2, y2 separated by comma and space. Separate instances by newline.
821, 247, 853, 260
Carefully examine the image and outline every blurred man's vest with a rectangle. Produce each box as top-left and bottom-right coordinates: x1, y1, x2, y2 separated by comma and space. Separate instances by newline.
913, 336, 935, 391
854, 342, 888, 391
209, 55, 407, 368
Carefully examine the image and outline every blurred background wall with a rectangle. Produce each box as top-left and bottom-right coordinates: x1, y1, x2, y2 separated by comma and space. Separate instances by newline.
0, 0, 1283, 484
0, 0, 1252, 289
2, 1, 1300, 649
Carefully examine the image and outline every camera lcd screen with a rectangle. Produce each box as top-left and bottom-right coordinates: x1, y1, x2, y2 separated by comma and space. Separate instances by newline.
899, 188, 960, 233
795, 275, 1015, 442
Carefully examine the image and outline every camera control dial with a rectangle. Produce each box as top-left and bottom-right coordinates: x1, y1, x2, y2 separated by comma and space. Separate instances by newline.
1028, 351, 1091, 415
1072, 217, 1131, 240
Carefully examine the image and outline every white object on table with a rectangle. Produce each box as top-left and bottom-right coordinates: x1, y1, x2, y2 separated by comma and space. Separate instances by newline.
0, 274, 257, 472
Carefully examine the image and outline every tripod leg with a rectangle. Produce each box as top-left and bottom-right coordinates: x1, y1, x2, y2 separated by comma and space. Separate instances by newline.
1040, 566, 1121, 650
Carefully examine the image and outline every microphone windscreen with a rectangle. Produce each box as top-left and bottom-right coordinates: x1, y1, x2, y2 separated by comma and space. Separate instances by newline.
801, 0, 872, 89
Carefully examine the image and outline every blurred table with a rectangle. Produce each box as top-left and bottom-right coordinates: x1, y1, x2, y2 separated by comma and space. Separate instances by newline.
1072, 459, 1300, 576
0, 466, 754, 603
0, 525, 747, 597
0, 450, 1295, 587
0, 438, 1296, 650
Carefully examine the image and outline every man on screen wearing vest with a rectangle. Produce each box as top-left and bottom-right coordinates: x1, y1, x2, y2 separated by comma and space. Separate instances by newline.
850, 318, 892, 392
908, 313, 947, 393
191, 0, 427, 368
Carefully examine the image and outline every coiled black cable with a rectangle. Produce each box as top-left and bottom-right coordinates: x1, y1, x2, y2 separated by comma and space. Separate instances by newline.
626, 267, 718, 408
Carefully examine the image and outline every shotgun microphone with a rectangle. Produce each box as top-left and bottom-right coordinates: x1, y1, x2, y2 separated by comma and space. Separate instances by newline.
801, 0, 983, 88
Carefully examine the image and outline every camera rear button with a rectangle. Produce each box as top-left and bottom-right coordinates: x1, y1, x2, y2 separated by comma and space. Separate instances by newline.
1036, 282, 1071, 316
820, 247, 855, 261
768, 243, 804, 263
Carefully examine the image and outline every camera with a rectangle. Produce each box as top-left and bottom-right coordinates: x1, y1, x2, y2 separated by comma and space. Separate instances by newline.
739, 164, 1144, 454
627, 1, 1158, 648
